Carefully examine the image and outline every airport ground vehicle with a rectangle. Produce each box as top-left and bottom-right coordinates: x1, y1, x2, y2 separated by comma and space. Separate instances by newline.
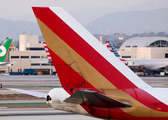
51, 71, 57, 75
23, 69, 37, 75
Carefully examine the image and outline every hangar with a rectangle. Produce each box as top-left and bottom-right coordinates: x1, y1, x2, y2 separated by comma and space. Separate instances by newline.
120, 37, 168, 59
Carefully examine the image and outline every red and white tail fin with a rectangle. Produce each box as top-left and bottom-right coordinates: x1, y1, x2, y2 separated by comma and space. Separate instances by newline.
105, 41, 121, 58
105, 41, 128, 65
42, 41, 52, 62
32, 7, 151, 90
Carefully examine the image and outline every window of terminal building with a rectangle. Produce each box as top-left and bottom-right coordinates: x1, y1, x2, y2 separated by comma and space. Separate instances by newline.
165, 54, 168, 58
41, 56, 47, 58
41, 63, 51, 66
31, 56, 40, 58
149, 40, 168, 47
26, 48, 45, 50
122, 56, 131, 58
11, 56, 19, 58
21, 56, 29, 58
31, 63, 40, 66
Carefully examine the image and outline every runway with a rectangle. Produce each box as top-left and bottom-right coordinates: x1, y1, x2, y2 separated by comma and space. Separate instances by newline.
0, 108, 101, 120
141, 77, 168, 88
0, 75, 168, 119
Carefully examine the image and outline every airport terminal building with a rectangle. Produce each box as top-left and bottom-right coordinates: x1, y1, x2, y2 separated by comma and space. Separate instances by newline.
1, 35, 56, 74
120, 37, 168, 59
1, 36, 168, 74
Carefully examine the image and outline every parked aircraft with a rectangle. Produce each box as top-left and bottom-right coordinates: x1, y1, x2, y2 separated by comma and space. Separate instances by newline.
0, 39, 15, 68
106, 40, 168, 73
9, 7, 168, 119
38, 41, 53, 64
106, 41, 128, 65
42, 42, 52, 63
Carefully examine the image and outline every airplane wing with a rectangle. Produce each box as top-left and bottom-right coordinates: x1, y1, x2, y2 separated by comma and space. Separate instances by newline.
7, 88, 47, 98
0, 62, 15, 65
150, 65, 168, 70
64, 90, 132, 108
0, 62, 15, 69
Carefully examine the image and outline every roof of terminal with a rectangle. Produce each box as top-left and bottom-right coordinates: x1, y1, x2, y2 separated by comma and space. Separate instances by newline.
120, 37, 168, 48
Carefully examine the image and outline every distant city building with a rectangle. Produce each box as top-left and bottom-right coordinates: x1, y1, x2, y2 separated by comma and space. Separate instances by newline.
5, 35, 56, 74
99, 36, 106, 44
120, 37, 168, 59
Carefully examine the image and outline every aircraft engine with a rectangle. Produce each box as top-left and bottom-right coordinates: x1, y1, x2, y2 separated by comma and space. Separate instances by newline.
47, 88, 89, 115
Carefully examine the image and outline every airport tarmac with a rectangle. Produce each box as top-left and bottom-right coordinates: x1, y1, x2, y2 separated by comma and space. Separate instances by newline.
0, 108, 101, 120
141, 77, 168, 88
0, 75, 60, 94
0, 75, 168, 119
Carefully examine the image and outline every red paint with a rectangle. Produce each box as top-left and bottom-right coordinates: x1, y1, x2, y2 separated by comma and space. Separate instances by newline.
120, 59, 126, 62
32, 7, 168, 119
106, 45, 111, 48
48, 47, 103, 95
32, 7, 137, 89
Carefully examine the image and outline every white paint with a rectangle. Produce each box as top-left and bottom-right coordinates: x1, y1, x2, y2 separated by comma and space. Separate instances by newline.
0, 46, 6, 57
141, 88, 168, 105
48, 88, 89, 115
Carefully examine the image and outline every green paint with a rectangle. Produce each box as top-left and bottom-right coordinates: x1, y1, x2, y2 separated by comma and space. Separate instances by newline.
0, 39, 12, 62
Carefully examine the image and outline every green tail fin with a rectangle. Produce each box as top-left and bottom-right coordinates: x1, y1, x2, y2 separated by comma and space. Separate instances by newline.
0, 39, 13, 62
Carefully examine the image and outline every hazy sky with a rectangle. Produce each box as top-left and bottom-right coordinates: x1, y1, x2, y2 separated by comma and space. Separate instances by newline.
0, 0, 168, 24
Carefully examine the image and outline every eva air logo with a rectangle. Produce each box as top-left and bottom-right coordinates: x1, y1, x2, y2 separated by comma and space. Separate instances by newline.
0, 46, 6, 57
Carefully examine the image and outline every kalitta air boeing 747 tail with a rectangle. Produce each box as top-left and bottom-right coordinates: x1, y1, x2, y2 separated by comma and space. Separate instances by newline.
19, 7, 168, 119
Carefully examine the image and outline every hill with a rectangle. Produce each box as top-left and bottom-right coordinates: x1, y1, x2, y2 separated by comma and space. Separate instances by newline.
0, 18, 41, 41
85, 8, 168, 34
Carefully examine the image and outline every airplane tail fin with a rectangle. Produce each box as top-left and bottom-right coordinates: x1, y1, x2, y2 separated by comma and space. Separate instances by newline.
106, 41, 121, 58
42, 41, 52, 63
0, 39, 13, 62
32, 7, 151, 90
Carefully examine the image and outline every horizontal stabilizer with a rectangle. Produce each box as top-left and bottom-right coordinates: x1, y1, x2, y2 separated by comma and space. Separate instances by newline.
64, 90, 132, 108
7, 88, 47, 98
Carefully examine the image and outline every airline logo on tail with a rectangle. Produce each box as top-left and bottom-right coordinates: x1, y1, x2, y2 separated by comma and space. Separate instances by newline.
0, 39, 13, 62
0, 46, 6, 57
